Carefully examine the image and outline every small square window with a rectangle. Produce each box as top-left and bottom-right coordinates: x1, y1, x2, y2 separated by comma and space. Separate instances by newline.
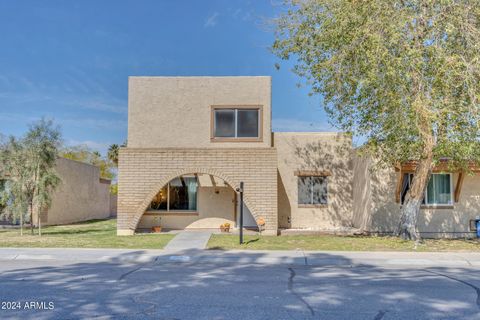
298, 176, 328, 205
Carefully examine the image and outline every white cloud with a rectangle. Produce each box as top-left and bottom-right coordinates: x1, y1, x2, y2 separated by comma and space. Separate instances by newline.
272, 118, 334, 132
204, 12, 219, 28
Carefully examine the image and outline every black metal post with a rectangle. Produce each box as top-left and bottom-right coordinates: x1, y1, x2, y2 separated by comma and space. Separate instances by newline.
238, 182, 244, 245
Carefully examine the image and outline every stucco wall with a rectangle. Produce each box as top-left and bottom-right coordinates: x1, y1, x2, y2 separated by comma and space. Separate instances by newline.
353, 156, 480, 238
275, 132, 354, 230
128, 76, 272, 149
138, 186, 235, 230
117, 147, 278, 235
34, 157, 112, 226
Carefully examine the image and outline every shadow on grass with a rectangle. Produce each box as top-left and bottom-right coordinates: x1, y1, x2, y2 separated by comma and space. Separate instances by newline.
245, 237, 260, 245
42, 229, 111, 236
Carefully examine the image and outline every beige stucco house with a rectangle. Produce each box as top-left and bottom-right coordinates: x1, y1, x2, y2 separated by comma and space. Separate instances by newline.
1, 157, 114, 226
35, 157, 115, 226
117, 76, 479, 238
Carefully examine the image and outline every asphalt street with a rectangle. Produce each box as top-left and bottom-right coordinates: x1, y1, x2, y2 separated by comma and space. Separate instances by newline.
0, 250, 479, 320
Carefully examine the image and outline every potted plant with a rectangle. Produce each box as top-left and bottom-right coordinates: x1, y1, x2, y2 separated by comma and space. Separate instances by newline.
220, 223, 231, 233
151, 216, 162, 233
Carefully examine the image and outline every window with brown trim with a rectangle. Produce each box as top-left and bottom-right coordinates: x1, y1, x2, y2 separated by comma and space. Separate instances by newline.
211, 106, 262, 141
401, 173, 453, 205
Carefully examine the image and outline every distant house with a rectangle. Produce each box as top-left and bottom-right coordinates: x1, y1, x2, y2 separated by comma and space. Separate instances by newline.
1, 157, 115, 226
116, 76, 479, 238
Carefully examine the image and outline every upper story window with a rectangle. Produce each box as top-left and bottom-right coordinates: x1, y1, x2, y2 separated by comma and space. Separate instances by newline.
401, 173, 452, 206
212, 106, 262, 141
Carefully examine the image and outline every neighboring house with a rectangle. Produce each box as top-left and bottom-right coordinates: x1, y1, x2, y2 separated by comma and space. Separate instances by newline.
1, 157, 114, 226
353, 158, 480, 238
117, 76, 479, 238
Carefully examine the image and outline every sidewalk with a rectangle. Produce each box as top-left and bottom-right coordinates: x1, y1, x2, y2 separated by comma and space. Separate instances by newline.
1, 247, 479, 267
164, 230, 212, 251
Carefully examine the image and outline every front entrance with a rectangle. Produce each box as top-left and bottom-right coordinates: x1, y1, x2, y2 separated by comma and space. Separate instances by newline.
137, 174, 237, 231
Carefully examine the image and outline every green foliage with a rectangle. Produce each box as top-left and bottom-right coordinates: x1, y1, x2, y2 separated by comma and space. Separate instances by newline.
107, 140, 126, 167
110, 183, 118, 195
0, 119, 62, 229
108, 144, 119, 166
61, 145, 115, 180
272, 0, 480, 169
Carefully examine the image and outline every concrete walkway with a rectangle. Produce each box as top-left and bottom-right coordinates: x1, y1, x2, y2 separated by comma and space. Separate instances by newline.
163, 230, 212, 252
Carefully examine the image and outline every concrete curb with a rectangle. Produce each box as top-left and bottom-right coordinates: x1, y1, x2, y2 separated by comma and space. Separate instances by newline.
1, 248, 479, 267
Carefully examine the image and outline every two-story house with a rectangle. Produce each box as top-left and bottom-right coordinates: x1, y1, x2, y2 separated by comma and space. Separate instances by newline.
117, 76, 480, 238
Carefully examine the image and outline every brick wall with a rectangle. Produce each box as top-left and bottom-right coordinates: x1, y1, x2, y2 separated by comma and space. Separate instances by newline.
117, 148, 278, 235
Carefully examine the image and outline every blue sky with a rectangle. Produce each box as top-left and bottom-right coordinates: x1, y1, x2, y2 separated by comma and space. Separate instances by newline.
0, 0, 333, 155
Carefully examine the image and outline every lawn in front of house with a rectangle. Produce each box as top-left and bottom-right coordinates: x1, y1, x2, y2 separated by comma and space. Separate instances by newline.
208, 234, 480, 251
0, 219, 174, 249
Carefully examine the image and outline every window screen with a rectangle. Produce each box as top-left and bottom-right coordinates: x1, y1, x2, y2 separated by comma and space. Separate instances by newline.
213, 108, 259, 138
298, 176, 328, 205
237, 109, 259, 137
214, 109, 235, 138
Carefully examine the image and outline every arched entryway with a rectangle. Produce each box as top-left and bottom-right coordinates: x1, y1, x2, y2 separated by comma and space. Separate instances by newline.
130, 170, 259, 232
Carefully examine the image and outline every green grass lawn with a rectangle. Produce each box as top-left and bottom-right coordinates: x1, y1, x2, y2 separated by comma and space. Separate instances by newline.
208, 234, 480, 251
0, 219, 175, 249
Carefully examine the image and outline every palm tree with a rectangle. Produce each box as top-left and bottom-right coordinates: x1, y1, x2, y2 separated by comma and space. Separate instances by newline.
108, 144, 119, 166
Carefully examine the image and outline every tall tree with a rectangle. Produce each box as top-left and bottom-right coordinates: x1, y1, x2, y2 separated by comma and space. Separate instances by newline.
0, 137, 29, 235
272, 0, 480, 240
108, 144, 119, 166
107, 140, 127, 167
0, 119, 62, 235
24, 119, 62, 235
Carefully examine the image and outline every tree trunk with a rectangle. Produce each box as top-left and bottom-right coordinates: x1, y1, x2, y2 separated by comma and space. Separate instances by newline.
37, 207, 42, 237
29, 202, 34, 235
20, 210, 23, 236
397, 152, 434, 241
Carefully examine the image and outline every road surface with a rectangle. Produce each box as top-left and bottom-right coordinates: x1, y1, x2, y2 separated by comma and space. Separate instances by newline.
0, 249, 479, 319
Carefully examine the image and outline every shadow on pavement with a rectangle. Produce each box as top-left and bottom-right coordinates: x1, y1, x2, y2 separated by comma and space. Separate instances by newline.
0, 249, 479, 320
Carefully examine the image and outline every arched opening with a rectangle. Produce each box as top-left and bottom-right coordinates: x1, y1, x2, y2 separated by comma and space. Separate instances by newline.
135, 172, 257, 232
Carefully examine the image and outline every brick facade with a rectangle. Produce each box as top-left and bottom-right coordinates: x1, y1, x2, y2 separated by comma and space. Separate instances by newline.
117, 147, 278, 235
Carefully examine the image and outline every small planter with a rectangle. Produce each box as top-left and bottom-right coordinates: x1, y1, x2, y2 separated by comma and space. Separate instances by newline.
220, 223, 231, 233
152, 216, 162, 233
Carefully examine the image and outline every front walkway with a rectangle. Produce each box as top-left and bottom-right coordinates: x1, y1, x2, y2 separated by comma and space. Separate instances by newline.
163, 230, 212, 252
